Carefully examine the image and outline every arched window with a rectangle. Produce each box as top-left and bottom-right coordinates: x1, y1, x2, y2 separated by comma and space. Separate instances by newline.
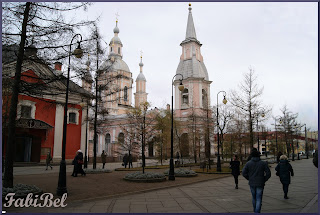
118, 47, 121, 54
124, 86, 128, 101
182, 88, 189, 104
105, 133, 111, 154
202, 89, 207, 108
110, 47, 113, 52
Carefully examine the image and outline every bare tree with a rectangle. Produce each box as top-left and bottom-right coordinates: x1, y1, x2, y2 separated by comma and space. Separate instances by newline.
2, 2, 94, 188
230, 67, 271, 149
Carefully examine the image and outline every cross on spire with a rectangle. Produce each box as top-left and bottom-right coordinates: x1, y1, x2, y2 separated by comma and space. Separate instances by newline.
115, 12, 120, 22
140, 50, 143, 58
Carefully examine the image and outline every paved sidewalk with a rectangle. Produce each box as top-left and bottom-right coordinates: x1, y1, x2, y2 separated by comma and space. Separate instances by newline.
28, 158, 318, 213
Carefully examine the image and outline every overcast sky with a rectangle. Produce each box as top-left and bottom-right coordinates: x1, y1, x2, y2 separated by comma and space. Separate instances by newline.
75, 2, 318, 131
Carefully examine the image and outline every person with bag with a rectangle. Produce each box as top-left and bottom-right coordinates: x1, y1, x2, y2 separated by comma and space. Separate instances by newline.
230, 154, 240, 189
45, 151, 53, 170
242, 149, 271, 213
76, 150, 86, 176
275, 155, 294, 199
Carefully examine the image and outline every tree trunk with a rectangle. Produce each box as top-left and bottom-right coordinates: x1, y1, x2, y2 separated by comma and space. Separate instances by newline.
4, 2, 31, 188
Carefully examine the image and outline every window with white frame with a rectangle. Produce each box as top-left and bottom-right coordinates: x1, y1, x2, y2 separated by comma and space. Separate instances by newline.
17, 100, 36, 119
67, 108, 79, 125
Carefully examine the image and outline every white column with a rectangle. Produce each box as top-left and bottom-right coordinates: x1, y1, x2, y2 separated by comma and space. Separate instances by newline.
53, 104, 64, 161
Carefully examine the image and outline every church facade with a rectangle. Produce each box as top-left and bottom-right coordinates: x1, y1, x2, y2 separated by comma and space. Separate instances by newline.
85, 4, 215, 162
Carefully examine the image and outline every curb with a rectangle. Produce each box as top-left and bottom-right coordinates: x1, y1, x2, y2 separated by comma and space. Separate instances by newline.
299, 194, 318, 213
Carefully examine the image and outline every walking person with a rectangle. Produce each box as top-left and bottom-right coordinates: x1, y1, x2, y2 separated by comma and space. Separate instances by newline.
76, 150, 86, 176
247, 148, 258, 161
242, 149, 271, 213
71, 151, 78, 177
101, 150, 107, 169
128, 153, 133, 169
123, 153, 128, 168
275, 155, 294, 199
230, 154, 240, 189
45, 151, 53, 170
277, 151, 283, 163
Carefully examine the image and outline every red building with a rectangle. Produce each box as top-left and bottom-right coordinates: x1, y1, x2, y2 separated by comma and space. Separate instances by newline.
2, 46, 91, 163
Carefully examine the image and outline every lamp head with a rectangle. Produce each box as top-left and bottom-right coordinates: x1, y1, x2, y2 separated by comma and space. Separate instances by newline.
178, 80, 184, 91
222, 96, 227, 105
73, 42, 83, 58
279, 118, 283, 124
261, 112, 265, 118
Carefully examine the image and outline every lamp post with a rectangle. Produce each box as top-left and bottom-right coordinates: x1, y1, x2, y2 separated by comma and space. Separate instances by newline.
256, 108, 265, 154
294, 124, 301, 160
299, 124, 308, 159
84, 99, 89, 168
57, 34, 83, 196
216, 91, 227, 172
169, 74, 184, 181
274, 116, 282, 161
141, 105, 147, 174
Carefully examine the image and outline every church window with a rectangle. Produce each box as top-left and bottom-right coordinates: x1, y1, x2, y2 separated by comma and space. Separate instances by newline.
110, 47, 113, 52
182, 88, 189, 104
21, 105, 32, 118
118, 47, 121, 54
202, 89, 208, 108
69, 112, 76, 124
105, 133, 111, 154
124, 86, 128, 101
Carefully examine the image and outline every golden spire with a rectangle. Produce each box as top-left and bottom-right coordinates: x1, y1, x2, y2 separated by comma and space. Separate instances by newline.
189, 3, 191, 6
140, 50, 143, 59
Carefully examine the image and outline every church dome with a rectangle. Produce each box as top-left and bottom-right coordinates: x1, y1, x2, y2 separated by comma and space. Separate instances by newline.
176, 58, 209, 81
136, 72, 146, 81
114, 26, 119, 34
109, 35, 122, 46
99, 57, 130, 73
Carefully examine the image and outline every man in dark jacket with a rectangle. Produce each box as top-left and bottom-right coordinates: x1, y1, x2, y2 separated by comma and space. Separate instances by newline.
313, 150, 318, 168
247, 148, 258, 161
242, 150, 271, 213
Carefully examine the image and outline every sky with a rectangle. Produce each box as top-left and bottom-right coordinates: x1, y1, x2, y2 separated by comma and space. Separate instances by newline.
73, 2, 318, 131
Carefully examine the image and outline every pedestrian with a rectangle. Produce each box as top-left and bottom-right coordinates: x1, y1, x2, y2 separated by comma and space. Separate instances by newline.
123, 153, 128, 168
76, 150, 86, 176
247, 148, 258, 161
101, 150, 107, 169
275, 155, 294, 199
128, 153, 133, 169
313, 149, 318, 168
242, 149, 271, 213
230, 154, 240, 189
45, 151, 53, 170
277, 151, 283, 163
71, 151, 78, 177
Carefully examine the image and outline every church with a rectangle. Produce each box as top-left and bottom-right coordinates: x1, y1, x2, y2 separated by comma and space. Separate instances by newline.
85, 4, 215, 163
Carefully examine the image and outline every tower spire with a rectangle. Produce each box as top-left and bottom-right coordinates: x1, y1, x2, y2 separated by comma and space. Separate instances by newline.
185, 3, 197, 40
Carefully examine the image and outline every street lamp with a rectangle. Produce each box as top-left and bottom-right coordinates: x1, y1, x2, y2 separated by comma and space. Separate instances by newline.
57, 34, 83, 196
141, 105, 147, 174
256, 108, 265, 153
300, 124, 308, 159
216, 91, 227, 172
169, 74, 184, 181
274, 116, 282, 161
